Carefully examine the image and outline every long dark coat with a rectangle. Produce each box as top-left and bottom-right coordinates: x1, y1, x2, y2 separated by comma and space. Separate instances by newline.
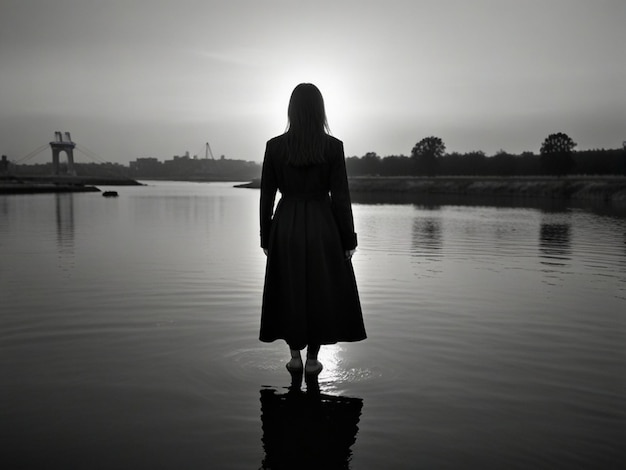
259, 133, 366, 350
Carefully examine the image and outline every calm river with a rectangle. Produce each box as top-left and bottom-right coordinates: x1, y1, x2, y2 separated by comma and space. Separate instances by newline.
1, 181, 625, 469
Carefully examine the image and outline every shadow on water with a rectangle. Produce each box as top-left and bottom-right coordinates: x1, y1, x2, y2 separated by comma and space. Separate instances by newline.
259, 371, 363, 470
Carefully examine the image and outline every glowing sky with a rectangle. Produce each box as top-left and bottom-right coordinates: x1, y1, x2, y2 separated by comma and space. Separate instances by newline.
1, 0, 624, 164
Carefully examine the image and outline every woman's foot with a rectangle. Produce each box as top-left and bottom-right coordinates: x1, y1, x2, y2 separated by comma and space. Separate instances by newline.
305, 359, 323, 375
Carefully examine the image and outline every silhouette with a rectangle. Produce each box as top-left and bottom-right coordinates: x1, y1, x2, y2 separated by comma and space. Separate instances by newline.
259, 371, 363, 469
259, 83, 366, 373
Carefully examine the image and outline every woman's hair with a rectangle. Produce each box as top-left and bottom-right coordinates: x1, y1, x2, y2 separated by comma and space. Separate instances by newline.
286, 83, 330, 167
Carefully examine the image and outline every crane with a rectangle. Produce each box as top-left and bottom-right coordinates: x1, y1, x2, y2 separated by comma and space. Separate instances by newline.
205, 142, 215, 160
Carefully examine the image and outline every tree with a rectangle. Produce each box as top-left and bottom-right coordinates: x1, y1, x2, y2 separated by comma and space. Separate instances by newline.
540, 132, 576, 175
380, 155, 412, 176
411, 136, 445, 176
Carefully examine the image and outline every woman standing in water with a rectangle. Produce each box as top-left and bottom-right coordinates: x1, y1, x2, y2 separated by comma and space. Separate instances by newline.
260, 83, 366, 374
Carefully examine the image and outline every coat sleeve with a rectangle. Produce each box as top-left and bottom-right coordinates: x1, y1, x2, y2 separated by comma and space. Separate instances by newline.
329, 140, 358, 250
260, 141, 277, 249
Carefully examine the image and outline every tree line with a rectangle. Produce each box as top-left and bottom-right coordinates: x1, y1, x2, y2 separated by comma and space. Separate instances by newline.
346, 133, 626, 177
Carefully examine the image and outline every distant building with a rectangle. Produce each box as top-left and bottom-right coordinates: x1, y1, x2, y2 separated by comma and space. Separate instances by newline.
129, 157, 163, 177
129, 153, 261, 180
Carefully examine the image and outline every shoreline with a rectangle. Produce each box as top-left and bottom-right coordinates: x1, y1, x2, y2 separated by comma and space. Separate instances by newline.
237, 176, 626, 204
0, 175, 142, 195
4, 175, 625, 204
0, 182, 101, 195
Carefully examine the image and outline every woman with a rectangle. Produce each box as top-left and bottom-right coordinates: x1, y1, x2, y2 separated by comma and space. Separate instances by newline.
260, 83, 366, 375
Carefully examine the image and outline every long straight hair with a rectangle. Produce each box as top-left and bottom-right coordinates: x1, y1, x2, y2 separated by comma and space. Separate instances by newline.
285, 83, 330, 167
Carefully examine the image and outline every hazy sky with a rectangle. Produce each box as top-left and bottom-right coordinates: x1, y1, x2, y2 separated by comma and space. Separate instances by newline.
1, 0, 624, 165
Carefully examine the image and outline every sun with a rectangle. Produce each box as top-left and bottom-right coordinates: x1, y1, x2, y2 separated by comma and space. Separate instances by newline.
266, 65, 356, 136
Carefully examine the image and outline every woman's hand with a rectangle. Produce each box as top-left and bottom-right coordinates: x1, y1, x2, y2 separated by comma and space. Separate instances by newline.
345, 249, 356, 260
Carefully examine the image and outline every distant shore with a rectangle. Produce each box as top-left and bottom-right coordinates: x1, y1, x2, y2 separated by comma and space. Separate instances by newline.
0, 175, 142, 195
236, 176, 626, 204
0, 182, 101, 195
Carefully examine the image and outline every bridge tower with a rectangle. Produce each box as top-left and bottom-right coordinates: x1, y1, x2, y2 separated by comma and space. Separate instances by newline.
50, 131, 76, 175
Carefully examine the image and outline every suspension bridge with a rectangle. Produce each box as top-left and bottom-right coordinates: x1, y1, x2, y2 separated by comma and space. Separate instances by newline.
5, 131, 127, 174
0, 131, 142, 193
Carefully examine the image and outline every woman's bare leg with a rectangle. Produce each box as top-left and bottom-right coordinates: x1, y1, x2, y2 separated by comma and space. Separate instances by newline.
286, 347, 303, 371
305, 344, 323, 374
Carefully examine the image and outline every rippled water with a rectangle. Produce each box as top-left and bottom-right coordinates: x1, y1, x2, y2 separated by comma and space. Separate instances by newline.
1, 182, 625, 469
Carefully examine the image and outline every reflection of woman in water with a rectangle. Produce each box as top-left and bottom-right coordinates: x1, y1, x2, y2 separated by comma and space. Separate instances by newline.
259, 373, 363, 469
260, 83, 366, 374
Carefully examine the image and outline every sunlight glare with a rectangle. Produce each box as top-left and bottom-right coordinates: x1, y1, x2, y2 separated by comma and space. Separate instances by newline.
266, 65, 356, 136
314, 344, 343, 392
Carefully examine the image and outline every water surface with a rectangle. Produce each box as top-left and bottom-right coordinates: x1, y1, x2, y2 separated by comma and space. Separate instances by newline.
1, 182, 624, 469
